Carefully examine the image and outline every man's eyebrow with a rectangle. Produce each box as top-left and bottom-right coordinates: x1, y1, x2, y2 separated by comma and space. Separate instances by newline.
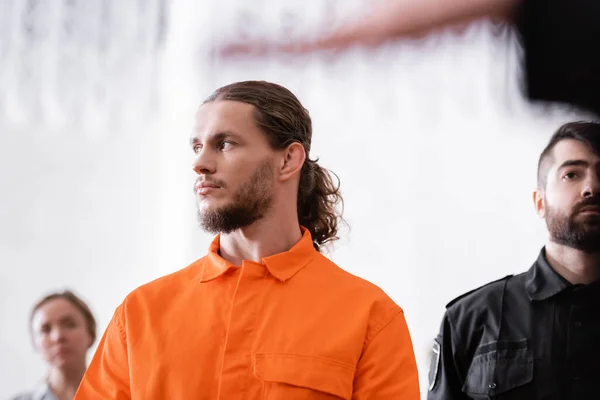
557, 159, 589, 170
189, 131, 240, 147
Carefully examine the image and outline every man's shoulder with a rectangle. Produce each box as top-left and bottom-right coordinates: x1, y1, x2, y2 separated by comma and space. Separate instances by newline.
312, 254, 404, 339
315, 254, 394, 296
122, 256, 207, 309
312, 254, 402, 318
444, 272, 528, 315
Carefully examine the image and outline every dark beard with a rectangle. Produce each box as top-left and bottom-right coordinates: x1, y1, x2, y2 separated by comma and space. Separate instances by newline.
197, 161, 274, 234
546, 196, 600, 253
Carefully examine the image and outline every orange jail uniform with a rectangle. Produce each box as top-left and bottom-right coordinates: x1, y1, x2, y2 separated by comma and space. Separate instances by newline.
75, 228, 420, 399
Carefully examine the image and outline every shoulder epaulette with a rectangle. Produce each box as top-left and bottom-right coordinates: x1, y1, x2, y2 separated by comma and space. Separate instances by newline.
445, 274, 514, 309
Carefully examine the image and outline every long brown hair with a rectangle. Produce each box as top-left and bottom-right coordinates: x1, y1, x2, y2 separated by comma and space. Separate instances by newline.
30, 290, 97, 346
203, 80, 344, 251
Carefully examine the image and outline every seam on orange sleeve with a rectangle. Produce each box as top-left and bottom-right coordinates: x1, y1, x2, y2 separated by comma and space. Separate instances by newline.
113, 304, 127, 344
364, 309, 404, 349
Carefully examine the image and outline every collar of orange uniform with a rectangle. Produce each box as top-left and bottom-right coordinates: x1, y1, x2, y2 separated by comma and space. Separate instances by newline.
199, 227, 317, 283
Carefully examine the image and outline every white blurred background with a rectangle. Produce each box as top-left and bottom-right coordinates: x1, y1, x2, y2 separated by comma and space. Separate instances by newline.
0, 0, 592, 398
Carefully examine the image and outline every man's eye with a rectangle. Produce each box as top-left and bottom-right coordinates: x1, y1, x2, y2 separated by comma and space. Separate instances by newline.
564, 172, 578, 180
219, 141, 233, 150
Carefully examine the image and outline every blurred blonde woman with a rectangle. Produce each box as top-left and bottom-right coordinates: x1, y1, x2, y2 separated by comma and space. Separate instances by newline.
11, 291, 96, 400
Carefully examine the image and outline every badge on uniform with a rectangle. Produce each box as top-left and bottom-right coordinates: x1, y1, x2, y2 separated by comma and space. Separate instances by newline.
428, 339, 441, 391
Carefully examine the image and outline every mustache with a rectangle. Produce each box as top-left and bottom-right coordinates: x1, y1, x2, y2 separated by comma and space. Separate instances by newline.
194, 177, 225, 190
572, 196, 600, 214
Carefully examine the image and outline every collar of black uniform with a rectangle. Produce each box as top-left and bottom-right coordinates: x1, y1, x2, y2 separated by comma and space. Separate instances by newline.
526, 248, 572, 301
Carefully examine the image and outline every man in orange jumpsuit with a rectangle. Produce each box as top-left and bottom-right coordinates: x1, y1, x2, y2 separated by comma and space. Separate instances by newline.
75, 80, 420, 399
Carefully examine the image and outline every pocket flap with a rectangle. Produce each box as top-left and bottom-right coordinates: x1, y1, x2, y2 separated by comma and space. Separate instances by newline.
462, 341, 533, 396
254, 354, 355, 399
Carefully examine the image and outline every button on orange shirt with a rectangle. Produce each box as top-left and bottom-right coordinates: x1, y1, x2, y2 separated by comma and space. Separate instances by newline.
76, 228, 420, 399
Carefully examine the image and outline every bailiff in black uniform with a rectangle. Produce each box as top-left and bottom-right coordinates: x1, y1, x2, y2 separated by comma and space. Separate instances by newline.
428, 121, 600, 400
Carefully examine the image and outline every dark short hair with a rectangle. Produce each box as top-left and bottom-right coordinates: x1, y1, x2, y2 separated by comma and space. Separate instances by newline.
203, 81, 344, 251
537, 121, 600, 188
30, 290, 97, 346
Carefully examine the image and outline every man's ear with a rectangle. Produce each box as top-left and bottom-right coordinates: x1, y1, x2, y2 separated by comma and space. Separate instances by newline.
533, 188, 546, 219
278, 142, 306, 182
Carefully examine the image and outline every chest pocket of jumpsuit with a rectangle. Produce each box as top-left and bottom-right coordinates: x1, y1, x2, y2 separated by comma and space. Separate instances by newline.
462, 340, 533, 399
253, 353, 355, 400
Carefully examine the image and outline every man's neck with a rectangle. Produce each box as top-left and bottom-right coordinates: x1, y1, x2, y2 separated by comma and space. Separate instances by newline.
47, 364, 86, 400
219, 213, 303, 266
545, 241, 600, 285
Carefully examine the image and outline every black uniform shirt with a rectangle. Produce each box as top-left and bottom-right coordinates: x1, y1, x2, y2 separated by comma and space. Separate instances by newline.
428, 249, 600, 399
